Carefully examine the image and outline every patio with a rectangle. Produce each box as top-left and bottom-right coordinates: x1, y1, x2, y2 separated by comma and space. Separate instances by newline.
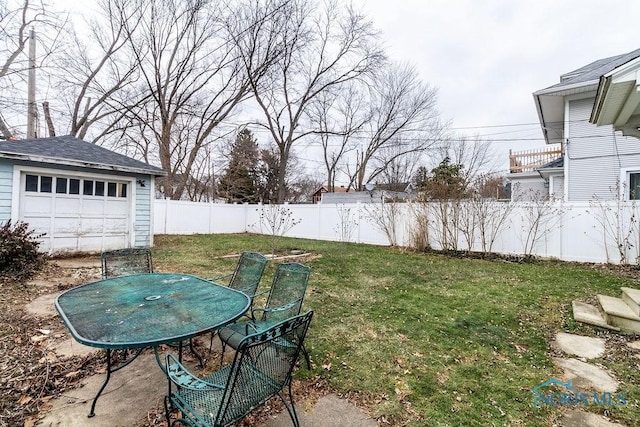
15, 257, 375, 427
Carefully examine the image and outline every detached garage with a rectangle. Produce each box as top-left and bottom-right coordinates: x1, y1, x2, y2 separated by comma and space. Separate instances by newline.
0, 135, 166, 254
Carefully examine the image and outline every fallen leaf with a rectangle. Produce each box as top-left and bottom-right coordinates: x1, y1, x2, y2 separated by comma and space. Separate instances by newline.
18, 395, 32, 405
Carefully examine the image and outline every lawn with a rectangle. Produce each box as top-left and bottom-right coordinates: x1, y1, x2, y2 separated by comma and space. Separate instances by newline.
153, 233, 640, 426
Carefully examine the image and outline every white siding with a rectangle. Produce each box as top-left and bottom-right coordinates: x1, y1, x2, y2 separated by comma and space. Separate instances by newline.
0, 159, 12, 222
567, 97, 640, 200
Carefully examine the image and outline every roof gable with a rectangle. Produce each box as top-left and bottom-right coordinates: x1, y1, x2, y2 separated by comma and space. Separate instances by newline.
0, 135, 165, 176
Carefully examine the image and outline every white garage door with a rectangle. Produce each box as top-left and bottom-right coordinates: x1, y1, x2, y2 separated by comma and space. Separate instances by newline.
19, 172, 131, 253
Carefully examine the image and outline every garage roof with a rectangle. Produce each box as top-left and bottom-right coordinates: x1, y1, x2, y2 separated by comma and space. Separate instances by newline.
0, 135, 166, 176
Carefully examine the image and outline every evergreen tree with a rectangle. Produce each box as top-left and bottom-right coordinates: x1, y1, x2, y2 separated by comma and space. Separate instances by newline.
218, 129, 261, 203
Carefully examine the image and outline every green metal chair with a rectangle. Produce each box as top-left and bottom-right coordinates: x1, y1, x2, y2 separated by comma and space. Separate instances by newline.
206, 252, 268, 350
164, 310, 314, 427
100, 248, 153, 279
218, 262, 311, 368
207, 251, 268, 311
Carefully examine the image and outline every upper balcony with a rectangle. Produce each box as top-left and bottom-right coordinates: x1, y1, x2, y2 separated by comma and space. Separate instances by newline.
509, 144, 563, 173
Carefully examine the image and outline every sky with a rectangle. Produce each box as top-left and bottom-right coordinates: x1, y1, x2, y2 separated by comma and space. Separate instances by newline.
353, 0, 640, 171
51, 0, 640, 175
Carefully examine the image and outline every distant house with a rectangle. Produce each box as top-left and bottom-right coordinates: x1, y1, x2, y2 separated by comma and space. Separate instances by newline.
319, 182, 415, 204
311, 185, 349, 204
509, 48, 640, 201
0, 135, 166, 253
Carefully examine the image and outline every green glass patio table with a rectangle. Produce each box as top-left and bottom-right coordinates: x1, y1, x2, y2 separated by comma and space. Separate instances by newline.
55, 272, 250, 417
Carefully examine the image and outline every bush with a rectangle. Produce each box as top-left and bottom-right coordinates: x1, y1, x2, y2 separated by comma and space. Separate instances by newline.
0, 220, 47, 284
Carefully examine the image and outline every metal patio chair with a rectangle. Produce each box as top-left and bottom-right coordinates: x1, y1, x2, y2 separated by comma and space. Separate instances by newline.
206, 252, 268, 350
164, 310, 314, 427
207, 251, 268, 311
101, 247, 153, 279
218, 262, 312, 369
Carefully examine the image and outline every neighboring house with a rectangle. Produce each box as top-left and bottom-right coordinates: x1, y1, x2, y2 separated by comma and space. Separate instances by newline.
319, 182, 415, 203
0, 135, 166, 254
311, 185, 349, 204
509, 48, 640, 201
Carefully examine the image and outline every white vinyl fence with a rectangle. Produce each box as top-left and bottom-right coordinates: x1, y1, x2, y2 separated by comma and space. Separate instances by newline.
154, 198, 640, 265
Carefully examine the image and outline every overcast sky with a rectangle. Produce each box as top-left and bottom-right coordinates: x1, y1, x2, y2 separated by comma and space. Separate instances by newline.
354, 0, 640, 169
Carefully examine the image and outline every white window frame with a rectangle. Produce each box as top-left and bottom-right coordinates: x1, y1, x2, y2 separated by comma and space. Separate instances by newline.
619, 167, 640, 200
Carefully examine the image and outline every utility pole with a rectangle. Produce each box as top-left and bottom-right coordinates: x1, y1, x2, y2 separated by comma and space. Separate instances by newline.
26, 28, 36, 138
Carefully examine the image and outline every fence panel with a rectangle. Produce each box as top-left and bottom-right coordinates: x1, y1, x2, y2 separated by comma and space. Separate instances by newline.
154, 199, 640, 264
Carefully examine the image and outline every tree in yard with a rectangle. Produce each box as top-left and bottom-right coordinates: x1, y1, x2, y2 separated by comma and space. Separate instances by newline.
107, 0, 289, 200
47, 0, 140, 142
218, 129, 261, 203
345, 61, 444, 191
0, 0, 62, 138
421, 156, 467, 200
241, 0, 384, 202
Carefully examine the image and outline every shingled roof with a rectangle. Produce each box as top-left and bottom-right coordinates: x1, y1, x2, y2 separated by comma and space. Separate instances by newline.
0, 135, 165, 176
545, 48, 640, 90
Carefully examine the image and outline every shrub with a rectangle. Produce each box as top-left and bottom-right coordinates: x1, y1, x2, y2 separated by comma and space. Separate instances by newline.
0, 220, 47, 284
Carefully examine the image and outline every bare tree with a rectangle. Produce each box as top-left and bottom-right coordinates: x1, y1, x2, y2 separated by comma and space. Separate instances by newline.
306, 82, 368, 191
244, 0, 384, 202
345, 61, 444, 191
48, 0, 140, 142
0, 0, 61, 138
107, 0, 287, 200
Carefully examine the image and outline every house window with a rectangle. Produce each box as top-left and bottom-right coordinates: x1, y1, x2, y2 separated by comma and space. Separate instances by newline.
630, 173, 640, 200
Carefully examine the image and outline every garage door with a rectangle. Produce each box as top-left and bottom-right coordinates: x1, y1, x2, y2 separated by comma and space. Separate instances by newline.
19, 172, 131, 253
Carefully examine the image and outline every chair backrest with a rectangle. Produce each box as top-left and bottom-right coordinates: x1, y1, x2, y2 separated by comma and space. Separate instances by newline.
260, 262, 311, 323
218, 310, 314, 426
228, 252, 268, 298
101, 248, 153, 279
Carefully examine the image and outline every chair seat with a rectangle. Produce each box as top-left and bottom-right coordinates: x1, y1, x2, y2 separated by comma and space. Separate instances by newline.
218, 320, 280, 349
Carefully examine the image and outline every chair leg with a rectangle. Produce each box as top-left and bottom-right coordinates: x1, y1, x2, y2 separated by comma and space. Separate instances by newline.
278, 382, 300, 427
301, 344, 311, 369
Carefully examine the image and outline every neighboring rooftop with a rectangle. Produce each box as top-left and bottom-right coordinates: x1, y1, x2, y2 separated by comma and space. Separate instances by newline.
0, 135, 165, 176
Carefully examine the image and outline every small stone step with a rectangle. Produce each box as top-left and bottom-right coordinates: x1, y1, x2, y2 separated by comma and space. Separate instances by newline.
598, 295, 640, 333
572, 301, 619, 331
621, 287, 640, 316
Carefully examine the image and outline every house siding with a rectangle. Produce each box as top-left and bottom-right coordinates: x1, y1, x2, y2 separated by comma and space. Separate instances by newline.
0, 159, 13, 222
510, 176, 547, 200
567, 97, 640, 200
134, 174, 153, 247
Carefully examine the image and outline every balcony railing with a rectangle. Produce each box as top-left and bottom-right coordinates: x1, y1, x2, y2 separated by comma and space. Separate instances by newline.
509, 144, 563, 173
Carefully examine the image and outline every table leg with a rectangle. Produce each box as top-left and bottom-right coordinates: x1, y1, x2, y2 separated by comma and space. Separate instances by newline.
88, 348, 144, 417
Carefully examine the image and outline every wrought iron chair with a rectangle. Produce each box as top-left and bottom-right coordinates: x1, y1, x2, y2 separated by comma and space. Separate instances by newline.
206, 251, 268, 311
100, 248, 153, 279
164, 310, 314, 427
206, 252, 268, 350
218, 262, 311, 369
